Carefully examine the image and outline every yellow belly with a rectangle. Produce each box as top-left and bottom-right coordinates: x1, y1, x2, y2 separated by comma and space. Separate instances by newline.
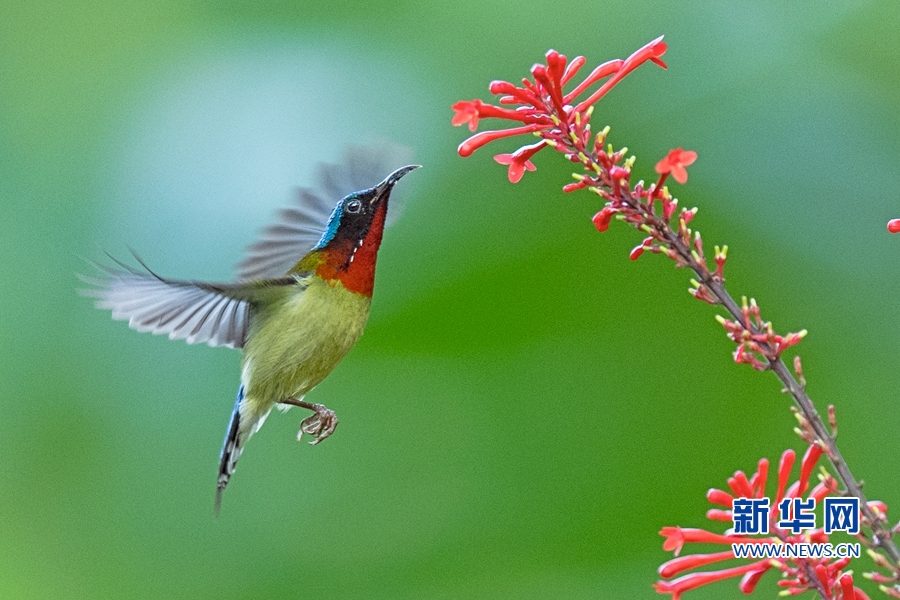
239, 276, 371, 433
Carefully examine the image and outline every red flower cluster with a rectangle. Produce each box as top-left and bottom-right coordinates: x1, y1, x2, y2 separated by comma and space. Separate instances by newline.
451, 39, 715, 293
452, 37, 668, 183
715, 296, 807, 370
656, 445, 877, 599
451, 40, 711, 283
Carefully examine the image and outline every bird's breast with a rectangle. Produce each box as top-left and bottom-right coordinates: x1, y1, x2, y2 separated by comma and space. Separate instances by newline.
241, 276, 372, 403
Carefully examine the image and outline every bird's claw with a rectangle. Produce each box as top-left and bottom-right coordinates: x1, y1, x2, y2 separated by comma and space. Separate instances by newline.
297, 404, 338, 445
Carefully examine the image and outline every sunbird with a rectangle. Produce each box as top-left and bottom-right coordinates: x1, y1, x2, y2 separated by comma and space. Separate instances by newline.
84, 149, 420, 512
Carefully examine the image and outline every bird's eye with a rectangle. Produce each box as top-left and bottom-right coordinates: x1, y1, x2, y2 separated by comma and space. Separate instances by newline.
346, 199, 362, 214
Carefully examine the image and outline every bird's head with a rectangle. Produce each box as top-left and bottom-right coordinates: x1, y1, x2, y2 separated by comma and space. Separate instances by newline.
314, 164, 420, 252
306, 164, 420, 296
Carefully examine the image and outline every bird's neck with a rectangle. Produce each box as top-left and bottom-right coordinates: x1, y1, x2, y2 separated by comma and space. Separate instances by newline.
300, 201, 388, 297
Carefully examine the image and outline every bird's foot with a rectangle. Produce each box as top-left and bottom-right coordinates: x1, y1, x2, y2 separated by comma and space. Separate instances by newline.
298, 404, 338, 445
278, 398, 339, 445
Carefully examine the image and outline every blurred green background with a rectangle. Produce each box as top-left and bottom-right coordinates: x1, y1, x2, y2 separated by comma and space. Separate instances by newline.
2, 1, 899, 598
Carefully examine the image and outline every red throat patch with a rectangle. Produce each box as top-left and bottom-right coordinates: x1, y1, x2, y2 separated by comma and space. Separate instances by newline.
314, 200, 388, 297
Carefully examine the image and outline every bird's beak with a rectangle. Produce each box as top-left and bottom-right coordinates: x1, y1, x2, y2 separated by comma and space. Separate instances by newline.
371, 164, 421, 205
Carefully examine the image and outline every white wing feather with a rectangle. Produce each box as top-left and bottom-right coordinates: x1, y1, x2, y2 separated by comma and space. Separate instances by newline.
81, 259, 295, 349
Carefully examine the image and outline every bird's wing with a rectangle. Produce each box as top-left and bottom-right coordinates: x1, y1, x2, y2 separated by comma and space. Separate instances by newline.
236, 143, 413, 281
81, 256, 300, 349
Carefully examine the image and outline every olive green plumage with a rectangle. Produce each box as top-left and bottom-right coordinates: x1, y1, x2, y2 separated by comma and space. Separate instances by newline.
238, 274, 372, 443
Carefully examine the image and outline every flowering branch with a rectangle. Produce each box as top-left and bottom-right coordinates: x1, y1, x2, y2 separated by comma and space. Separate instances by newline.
452, 37, 900, 597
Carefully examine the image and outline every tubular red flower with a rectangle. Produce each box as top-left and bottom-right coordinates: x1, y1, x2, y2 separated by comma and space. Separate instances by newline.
753, 458, 769, 497
452, 99, 549, 130
775, 449, 796, 504
561, 55, 586, 85
488, 80, 541, 106
839, 574, 857, 600
531, 63, 565, 116
457, 124, 544, 157
563, 59, 623, 104
658, 551, 735, 578
728, 471, 754, 498
493, 141, 547, 183
705, 509, 732, 522
573, 36, 668, 113
562, 181, 590, 193
654, 561, 769, 600
494, 153, 535, 183
659, 527, 739, 556
814, 564, 830, 589
713, 251, 727, 279
690, 284, 719, 305
662, 198, 678, 221
738, 565, 771, 594
798, 444, 823, 496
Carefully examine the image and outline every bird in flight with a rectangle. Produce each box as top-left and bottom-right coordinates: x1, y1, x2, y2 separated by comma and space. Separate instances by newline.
83, 147, 420, 512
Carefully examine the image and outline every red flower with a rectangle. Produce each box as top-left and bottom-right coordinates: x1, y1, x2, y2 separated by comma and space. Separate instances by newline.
654, 561, 769, 600
451, 100, 481, 132
493, 141, 546, 183
655, 148, 698, 184
494, 154, 535, 184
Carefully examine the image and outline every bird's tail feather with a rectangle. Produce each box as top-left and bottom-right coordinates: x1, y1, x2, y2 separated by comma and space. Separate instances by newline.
215, 386, 245, 515
215, 385, 274, 514
216, 386, 244, 515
